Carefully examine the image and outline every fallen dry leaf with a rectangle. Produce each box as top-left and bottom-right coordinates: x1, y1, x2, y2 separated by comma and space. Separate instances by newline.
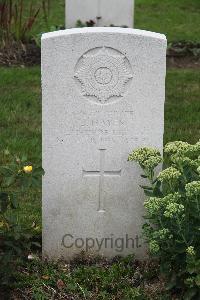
57, 279, 65, 289
42, 275, 50, 280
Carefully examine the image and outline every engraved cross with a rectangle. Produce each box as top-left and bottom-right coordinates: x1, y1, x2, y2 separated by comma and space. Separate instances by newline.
83, 149, 122, 212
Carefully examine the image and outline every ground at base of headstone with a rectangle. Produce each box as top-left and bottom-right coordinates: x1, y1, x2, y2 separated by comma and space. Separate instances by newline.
1, 252, 179, 300
167, 56, 200, 69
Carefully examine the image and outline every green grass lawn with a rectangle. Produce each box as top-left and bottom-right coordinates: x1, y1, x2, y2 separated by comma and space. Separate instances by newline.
0, 67, 41, 163
135, 0, 200, 41
165, 69, 200, 143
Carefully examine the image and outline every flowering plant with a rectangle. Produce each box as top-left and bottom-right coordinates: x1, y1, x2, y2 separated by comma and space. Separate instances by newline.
128, 141, 200, 299
0, 150, 44, 285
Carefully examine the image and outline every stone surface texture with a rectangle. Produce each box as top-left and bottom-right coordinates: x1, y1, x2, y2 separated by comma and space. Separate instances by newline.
42, 27, 167, 260
66, 0, 134, 28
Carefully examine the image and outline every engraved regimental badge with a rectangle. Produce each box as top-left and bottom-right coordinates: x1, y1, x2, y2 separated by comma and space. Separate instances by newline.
74, 47, 133, 104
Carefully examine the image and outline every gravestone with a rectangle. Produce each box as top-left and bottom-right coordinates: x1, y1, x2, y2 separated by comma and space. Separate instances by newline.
42, 27, 166, 260
65, 0, 134, 28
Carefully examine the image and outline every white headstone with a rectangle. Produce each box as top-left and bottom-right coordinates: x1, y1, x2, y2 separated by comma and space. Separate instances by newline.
42, 27, 166, 261
66, 0, 134, 28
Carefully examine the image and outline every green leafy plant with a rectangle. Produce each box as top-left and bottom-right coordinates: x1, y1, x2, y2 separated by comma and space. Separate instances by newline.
41, 0, 51, 31
76, 19, 96, 28
33, 1, 65, 48
0, 0, 53, 47
128, 141, 200, 299
0, 150, 44, 285
75, 19, 127, 28
0, 0, 41, 45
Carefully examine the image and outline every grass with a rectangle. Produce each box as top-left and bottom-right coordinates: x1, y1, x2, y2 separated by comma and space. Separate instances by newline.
1, 257, 168, 300
135, 0, 200, 41
8, 254, 165, 299
0, 67, 42, 228
0, 67, 41, 163
165, 69, 200, 144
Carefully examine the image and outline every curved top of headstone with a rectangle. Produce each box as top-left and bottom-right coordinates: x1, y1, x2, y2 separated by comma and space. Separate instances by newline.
42, 27, 166, 41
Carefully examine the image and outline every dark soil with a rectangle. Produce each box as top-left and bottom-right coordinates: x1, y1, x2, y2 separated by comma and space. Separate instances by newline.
0, 41, 199, 69
167, 55, 200, 69
0, 41, 41, 67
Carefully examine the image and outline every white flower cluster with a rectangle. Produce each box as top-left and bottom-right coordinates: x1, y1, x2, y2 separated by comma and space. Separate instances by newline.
193, 140, 200, 153
165, 140, 200, 158
128, 147, 162, 170
144, 197, 163, 214
164, 203, 185, 218
142, 156, 163, 170
171, 155, 199, 169
186, 246, 196, 256
149, 240, 160, 254
152, 228, 172, 240
158, 167, 181, 182
185, 181, 200, 198
164, 141, 192, 155
144, 193, 181, 215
